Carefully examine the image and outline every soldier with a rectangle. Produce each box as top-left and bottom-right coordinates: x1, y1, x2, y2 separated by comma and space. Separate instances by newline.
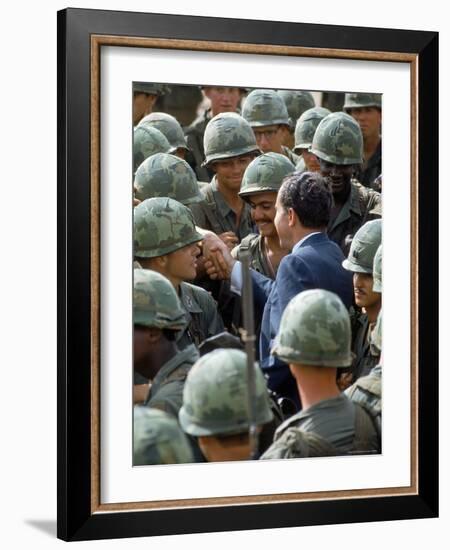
133, 82, 168, 126
133, 407, 194, 465
344, 93, 382, 188
346, 246, 383, 436
134, 197, 224, 351
242, 89, 300, 165
293, 107, 331, 172
310, 111, 382, 254
185, 86, 244, 181
342, 220, 382, 383
261, 289, 380, 459
133, 125, 171, 173
133, 268, 197, 418
138, 112, 190, 160
232, 152, 295, 279
134, 153, 203, 205
278, 90, 315, 150
189, 112, 260, 247
179, 349, 274, 461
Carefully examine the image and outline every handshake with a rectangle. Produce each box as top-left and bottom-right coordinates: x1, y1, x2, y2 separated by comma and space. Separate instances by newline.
198, 230, 237, 280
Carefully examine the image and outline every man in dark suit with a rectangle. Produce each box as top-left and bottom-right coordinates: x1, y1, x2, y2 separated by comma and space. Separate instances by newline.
206, 172, 353, 410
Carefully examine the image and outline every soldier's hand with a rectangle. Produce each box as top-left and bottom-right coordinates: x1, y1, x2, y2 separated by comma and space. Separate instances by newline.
200, 231, 232, 279
204, 242, 235, 280
218, 231, 239, 250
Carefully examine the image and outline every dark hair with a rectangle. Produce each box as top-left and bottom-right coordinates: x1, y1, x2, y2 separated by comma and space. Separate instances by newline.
278, 171, 332, 228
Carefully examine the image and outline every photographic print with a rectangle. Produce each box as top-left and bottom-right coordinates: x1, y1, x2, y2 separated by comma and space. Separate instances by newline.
57, 8, 438, 541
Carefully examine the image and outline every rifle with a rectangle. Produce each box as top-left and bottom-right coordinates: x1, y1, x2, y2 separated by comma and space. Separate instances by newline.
239, 251, 259, 459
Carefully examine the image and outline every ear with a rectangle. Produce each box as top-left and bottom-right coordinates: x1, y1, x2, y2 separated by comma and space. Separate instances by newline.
287, 207, 297, 227
146, 327, 163, 345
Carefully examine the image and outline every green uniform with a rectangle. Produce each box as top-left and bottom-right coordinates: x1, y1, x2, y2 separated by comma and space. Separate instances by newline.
232, 233, 276, 279
145, 344, 199, 418
177, 281, 225, 350
346, 364, 382, 431
190, 176, 256, 241
261, 394, 379, 459
328, 180, 381, 254
351, 310, 380, 380
184, 109, 213, 182
282, 145, 300, 165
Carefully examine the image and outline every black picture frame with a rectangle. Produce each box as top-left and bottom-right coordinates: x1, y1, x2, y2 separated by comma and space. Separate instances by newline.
57, 8, 439, 542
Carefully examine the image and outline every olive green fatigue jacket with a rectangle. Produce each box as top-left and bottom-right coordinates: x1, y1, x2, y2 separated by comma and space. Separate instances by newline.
260, 394, 379, 459
231, 233, 277, 280
351, 311, 380, 381
282, 145, 300, 166
145, 344, 199, 418
177, 281, 225, 350
189, 176, 256, 242
184, 109, 213, 182
356, 139, 382, 189
328, 180, 382, 255
346, 364, 382, 436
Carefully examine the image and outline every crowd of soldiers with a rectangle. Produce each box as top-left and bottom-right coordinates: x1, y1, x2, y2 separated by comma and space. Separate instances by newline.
131, 82, 383, 465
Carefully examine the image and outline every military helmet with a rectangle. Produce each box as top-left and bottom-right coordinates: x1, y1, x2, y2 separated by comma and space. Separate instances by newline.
294, 107, 331, 152
133, 82, 169, 96
372, 244, 382, 292
242, 89, 290, 127
202, 112, 259, 166
271, 289, 352, 367
342, 219, 382, 274
133, 125, 171, 172
239, 153, 295, 199
179, 349, 274, 437
134, 406, 194, 465
134, 153, 203, 205
134, 197, 203, 258
344, 92, 382, 111
310, 112, 363, 165
133, 268, 187, 330
278, 90, 315, 129
139, 112, 189, 153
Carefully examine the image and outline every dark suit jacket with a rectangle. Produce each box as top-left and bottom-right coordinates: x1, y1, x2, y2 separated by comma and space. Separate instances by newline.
251, 232, 353, 409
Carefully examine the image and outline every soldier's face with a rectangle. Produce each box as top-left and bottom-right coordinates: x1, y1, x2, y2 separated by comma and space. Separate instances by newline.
301, 150, 321, 172
204, 87, 241, 116
248, 192, 278, 238
213, 155, 254, 192
165, 242, 201, 283
318, 159, 353, 198
353, 272, 381, 310
133, 92, 157, 125
347, 107, 381, 140
252, 125, 286, 154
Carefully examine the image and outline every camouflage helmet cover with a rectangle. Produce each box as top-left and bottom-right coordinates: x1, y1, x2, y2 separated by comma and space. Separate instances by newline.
239, 152, 295, 199
242, 89, 290, 127
294, 107, 331, 152
133, 268, 187, 330
134, 406, 194, 465
134, 153, 203, 205
133, 125, 171, 172
134, 197, 203, 258
202, 112, 259, 166
179, 349, 274, 437
342, 219, 382, 274
372, 244, 382, 292
344, 92, 382, 111
310, 112, 363, 165
278, 90, 316, 129
139, 112, 189, 152
133, 82, 169, 96
272, 289, 352, 367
